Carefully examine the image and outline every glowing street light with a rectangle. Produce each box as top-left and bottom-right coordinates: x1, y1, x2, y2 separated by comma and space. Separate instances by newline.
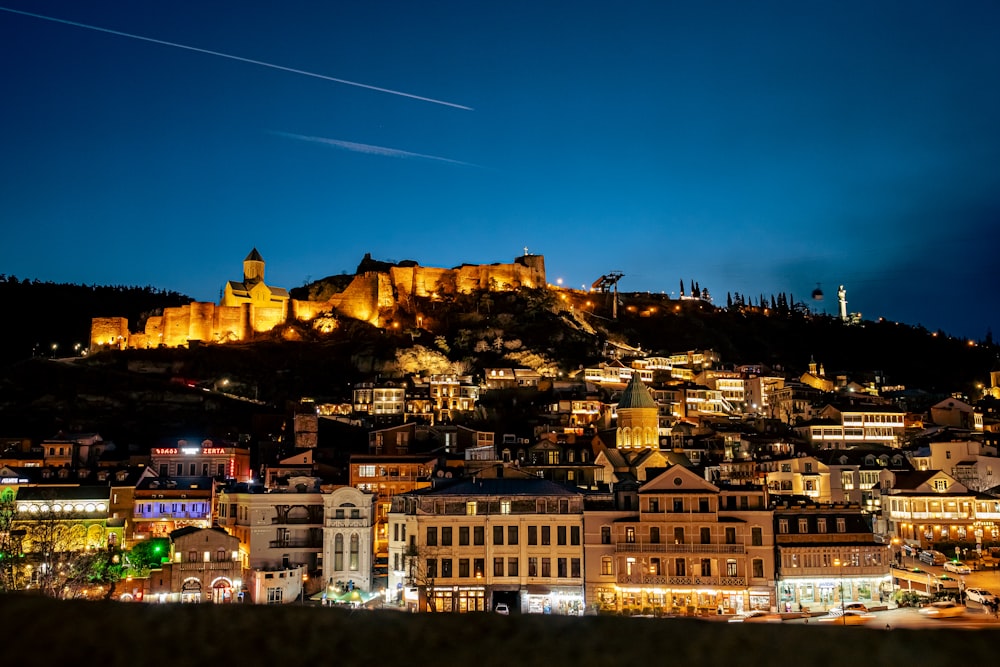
833, 557, 846, 620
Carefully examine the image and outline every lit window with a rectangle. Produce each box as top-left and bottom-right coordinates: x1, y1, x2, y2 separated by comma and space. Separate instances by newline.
466, 501, 477, 516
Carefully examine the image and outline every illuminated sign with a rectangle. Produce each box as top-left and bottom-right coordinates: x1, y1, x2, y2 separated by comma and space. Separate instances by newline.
1, 477, 28, 484
152, 447, 228, 456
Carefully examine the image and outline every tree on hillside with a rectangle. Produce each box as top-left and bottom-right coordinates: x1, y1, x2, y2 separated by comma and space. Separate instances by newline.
394, 345, 451, 376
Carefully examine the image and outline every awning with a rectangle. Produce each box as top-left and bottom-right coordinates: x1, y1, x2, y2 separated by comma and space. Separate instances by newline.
525, 585, 551, 595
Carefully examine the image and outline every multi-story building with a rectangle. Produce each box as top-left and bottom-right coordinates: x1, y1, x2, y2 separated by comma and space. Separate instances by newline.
799, 402, 906, 449
773, 500, 891, 612
760, 456, 830, 501
353, 381, 406, 421
350, 453, 436, 558
321, 486, 376, 598
150, 439, 251, 482
387, 470, 586, 614
215, 482, 325, 602
142, 526, 242, 604
883, 470, 989, 548
132, 475, 215, 542
601, 465, 776, 615
909, 440, 997, 492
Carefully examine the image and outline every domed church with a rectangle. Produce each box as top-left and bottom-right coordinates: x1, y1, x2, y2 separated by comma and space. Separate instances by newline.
615, 374, 660, 449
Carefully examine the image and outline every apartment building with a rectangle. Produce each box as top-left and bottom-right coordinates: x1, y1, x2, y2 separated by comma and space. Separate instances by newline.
387, 470, 586, 614
601, 465, 776, 615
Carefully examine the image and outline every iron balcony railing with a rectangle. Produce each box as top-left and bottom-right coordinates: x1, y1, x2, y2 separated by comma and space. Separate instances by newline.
616, 543, 746, 555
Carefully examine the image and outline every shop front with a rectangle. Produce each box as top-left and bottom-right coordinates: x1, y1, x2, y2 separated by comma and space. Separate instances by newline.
523, 585, 585, 615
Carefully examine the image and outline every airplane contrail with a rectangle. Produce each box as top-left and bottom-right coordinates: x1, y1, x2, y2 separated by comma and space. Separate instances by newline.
0, 6, 473, 111
272, 131, 478, 167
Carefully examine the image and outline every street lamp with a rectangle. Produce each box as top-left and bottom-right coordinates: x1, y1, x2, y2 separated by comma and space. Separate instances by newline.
833, 557, 846, 621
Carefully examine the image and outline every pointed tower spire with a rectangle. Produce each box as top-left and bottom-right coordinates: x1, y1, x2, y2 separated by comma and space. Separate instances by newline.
244, 248, 265, 284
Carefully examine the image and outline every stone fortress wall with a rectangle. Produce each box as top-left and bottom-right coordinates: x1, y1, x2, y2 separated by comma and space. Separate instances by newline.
90, 253, 546, 351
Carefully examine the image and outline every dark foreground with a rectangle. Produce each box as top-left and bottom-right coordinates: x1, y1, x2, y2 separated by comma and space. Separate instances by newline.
4, 595, 997, 667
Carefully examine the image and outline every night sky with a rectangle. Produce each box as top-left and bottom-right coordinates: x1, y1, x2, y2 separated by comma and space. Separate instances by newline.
2, 1, 998, 340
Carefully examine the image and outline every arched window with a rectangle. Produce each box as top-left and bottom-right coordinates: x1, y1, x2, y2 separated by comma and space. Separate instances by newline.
334, 534, 344, 571
349, 534, 360, 571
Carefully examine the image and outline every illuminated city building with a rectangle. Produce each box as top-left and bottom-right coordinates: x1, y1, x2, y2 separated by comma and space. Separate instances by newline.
141, 526, 242, 604
388, 471, 586, 614
593, 465, 775, 615
615, 374, 660, 450
321, 486, 376, 601
132, 475, 214, 542
149, 439, 251, 483
773, 500, 891, 612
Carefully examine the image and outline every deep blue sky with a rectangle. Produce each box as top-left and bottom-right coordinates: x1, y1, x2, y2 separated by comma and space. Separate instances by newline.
2, 1, 998, 340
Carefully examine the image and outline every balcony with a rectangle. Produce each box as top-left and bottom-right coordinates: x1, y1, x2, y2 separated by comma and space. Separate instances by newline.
616, 543, 746, 555
175, 561, 241, 572
269, 538, 323, 549
617, 574, 746, 587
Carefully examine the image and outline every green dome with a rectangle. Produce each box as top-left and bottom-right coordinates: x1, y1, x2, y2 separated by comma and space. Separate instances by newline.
618, 374, 657, 409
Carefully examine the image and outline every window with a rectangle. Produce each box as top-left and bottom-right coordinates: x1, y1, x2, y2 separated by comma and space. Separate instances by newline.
541, 525, 551, 545
508, 525, 518, 545
267, 588, 283, 603
601, 526, 611, 544
752, 558, 764, 578
700, 558, 712, 576
648, 498, 659, 513
474, 526, 484, 545
557, 526, 567, 545
700, 527, 710, 544
536, 500, 547, 513
474, 558, 484, 578
494, 557, 504, 576
817, 518, 827, 533
441, 559, 452, 577
335, 509, 345, 519
528, 526, 537, 545
836, 518, 846, 533
441, 527, 452, 546
541, 558, 551, 577
557, 558, 567, 578
675, 558, 686, 576
459, 527, 469, 546
726, 559, 738, 576
426, 559, 437, 578
459, 559, 470, 578
601, 557, 613, 575
508, 558, 519, 576
350, 509, 360, 519
841, 471, 854, 490
798, 518, 809, 534
804, 463, 813, 473
649, 558, 661, 575
751, 526, 762, 546
466, 501, 477, 515
673, 499, 684, 512
500, 500, 511, 515
426, 527, 438, 546
528, 557, 538, 577
625, 527, 636, 543
674, 527, 684, 544
650, 527, 660, 544
493, 525, 504, 545
350, 534, 359, 570
725, 527, 736, 544
571, 526, 580, 545
778, 519, 789, 534
698, 498, 709, 512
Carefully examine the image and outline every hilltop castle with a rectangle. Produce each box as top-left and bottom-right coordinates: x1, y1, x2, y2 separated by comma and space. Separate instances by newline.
90, 249, 546, 351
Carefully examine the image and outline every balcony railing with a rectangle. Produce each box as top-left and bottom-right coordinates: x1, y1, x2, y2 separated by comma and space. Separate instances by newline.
269, 539, 323, 549
175, 561, 241, 572
617, 574, 746, 587
616, 543, 746, 555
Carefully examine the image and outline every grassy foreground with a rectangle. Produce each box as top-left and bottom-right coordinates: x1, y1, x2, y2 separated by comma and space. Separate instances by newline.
4, 595, 996, 667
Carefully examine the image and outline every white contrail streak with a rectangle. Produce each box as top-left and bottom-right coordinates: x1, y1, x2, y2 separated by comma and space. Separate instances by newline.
0, 6, 473, 111
273, 131, 477, 166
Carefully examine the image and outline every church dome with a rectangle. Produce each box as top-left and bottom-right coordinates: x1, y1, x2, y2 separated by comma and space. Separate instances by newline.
618, 374, 657, 409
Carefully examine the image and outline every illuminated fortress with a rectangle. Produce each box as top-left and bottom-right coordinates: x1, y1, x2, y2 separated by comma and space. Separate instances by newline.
90, 249, 546, 351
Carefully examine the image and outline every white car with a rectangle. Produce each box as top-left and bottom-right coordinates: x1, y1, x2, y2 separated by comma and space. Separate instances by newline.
943, 561, 972, 574
494, 603, 509, 615
919, 600, 967, 618
965, 588, 997, 605
817, 609, 875, 625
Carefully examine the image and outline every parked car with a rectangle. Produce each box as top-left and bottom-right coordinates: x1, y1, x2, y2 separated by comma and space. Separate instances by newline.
919, 600, 966, 618
494, 603, 509, 615
728, 610, 783, 623
919, 550, 947, 566
965, 588, 997, 605
817, 609, 875, 625
943, 560, 972, 574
